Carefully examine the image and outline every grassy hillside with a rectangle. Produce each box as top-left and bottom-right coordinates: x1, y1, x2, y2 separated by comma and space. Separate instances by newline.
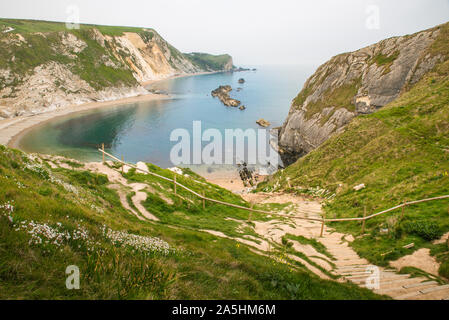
0, 145, 383, 299
184, 52, 233, 71
258, 42, 449, 275
0, 18, 146, 35
0, 19, 143, 91
0, 18, 233, 95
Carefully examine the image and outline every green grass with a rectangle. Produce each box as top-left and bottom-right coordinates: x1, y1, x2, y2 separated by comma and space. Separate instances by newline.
371, 51, 400, 75
0, 24, 137, 90
258, 53, 449, 273
0, 18, 231, 94
184, 52, 232, 71
283, 234, 335, 260
398, 267, 447, 285
0, 18, 147, 35
303, 79, 361, 121
0, 145, 383, 299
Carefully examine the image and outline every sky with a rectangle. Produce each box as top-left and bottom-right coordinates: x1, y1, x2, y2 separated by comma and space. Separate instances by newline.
1, 0, 448, 66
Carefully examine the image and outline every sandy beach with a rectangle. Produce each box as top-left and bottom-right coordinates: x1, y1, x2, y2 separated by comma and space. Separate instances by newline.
2, 92, 171, 150
1, 70, 228, 150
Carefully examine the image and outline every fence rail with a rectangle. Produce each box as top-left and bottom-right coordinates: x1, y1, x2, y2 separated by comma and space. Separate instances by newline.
98, 147, 449, 235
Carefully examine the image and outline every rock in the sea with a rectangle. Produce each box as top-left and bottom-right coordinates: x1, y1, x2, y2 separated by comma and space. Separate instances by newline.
239, 105, 246, 110
238, 78, 245, 84
211, 85, 241, 107
256, 119, 271, 127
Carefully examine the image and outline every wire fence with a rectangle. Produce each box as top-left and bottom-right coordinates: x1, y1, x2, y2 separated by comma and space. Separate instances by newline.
99, 147, 449, 236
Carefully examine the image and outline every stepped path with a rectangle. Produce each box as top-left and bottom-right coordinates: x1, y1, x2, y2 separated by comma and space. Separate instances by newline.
39, 156, 449, 299
242, 193, 449, 300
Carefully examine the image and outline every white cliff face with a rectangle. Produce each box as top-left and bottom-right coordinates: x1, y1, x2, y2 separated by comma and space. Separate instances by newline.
278, 24, 444, 166
0, 27, 233, 119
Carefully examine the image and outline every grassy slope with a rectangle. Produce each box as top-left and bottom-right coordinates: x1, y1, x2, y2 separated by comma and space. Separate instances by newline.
184, 52, 233, 71
0, 146, 383, 299
257, 26, 449, 273
0, 19, 139, 90
0, 19, 232, 91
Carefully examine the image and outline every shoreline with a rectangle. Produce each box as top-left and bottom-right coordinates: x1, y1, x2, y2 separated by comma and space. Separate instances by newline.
1, 70, 227, 151
4, 92, 171, 150
0, 69, 256, 186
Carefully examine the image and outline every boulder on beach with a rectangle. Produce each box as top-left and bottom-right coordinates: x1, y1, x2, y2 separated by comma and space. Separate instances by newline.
256, 119, 271, 127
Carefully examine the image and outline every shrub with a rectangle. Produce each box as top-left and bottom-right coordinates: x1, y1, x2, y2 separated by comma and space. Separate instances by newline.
401, 220, 441, 241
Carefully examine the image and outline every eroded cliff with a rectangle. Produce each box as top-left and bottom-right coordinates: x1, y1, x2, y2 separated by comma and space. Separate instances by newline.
0, 19, 234, 118
278, 22, 447, 166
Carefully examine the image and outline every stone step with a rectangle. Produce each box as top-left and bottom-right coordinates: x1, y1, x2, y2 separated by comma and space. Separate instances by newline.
395, 291, 425, 300
403, 281, 438, 289
377, 282, 439, 295
335, 259, 370, 267
340, 270, 372, 276
336, 265, 370, 271
349, 274, 410, 285
396, 284, 449, 300
420, 284, 449, 294
367, 277, 422, 288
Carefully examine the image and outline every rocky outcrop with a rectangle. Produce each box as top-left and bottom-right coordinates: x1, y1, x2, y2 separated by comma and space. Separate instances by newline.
0, 21, 234, 119
211, 85, 241, 107
278, 23, 446, 166
256, 119, 271, 127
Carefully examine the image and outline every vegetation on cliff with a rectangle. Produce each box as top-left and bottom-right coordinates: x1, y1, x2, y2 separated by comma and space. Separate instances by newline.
278, 22, 448, 165
0, 19, 234, 117
184, 52, 234, 72
258, 25, 449, 276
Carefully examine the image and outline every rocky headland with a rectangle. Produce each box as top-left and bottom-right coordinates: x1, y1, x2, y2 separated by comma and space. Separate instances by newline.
0, 19, 234, 119
277, 22, 446, 166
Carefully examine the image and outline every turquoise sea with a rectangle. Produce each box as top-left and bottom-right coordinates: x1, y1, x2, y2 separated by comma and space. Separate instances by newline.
19, 65, 314, 174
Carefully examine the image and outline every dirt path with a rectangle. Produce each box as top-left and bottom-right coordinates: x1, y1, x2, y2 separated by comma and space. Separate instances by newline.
208, 191, 449, 300
84, 162, 159, 221
42, 155, 449, 299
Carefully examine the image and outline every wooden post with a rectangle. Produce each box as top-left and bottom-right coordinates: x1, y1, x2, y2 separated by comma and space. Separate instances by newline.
320, 213, 326, 237
121, 156, 124, 174
248, 203, 254, 222
202, 190, 206, 210
102, 143, 105, 163
174, 174, 177, 195
361, 206, 367, 234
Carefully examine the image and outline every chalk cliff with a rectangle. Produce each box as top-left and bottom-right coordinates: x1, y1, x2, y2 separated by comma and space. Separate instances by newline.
0, 19, 234, 118
278, 22, 447, 166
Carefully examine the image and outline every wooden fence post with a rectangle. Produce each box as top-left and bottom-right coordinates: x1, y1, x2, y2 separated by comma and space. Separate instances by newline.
121, 156, 124, 174
361, 206, 367, 234
202, 191, 206, 210
174, 174, 177, 195
102, 143, 105, 163
320, 213, 326, 237
248, 203, 254, 222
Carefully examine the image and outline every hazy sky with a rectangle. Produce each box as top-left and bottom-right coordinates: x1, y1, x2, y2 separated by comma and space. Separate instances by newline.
1, 0, 448, 66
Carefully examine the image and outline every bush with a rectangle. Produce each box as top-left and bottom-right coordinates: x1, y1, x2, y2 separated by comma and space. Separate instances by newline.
401, 220, 441, 241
